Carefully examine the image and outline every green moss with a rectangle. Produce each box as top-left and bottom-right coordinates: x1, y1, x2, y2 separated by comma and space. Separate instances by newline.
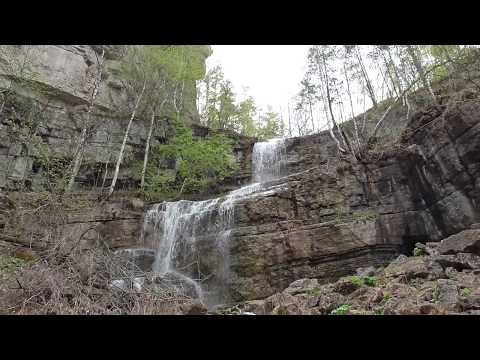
374, 307, 385, 315
413, 247, 425, 257
331, 304, 351, 315
461, 288, 473, 297
348, 275, 377, 287
0, 253, 28, 281
349, 276, 364, 287
306, 287, 322, 295
363, 276, 377, 287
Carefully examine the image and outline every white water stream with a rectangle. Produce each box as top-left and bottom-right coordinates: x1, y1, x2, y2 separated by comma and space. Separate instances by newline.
142, 138, 287, 306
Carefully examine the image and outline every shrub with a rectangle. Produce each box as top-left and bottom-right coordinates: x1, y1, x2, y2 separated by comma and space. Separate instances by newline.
331, 304, 351, 315
349, 276, 364, 287
0, 244, 195, 315
382, 291, 392, 302
413, 247, 425, 257
363, 276, 377, 287
144, 121, 239, 196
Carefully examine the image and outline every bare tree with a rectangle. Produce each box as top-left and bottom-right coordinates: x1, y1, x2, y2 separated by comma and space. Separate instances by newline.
66, 49, 105, 193
106, 78, 146, 199
405, 45, 436, 101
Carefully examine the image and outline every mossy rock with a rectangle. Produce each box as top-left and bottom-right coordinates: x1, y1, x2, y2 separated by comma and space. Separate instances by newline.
13, 248, 38, 262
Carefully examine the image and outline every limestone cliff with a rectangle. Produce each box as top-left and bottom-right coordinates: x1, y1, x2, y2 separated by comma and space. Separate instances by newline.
0, 45, 211, 191
227, 99, 480, 300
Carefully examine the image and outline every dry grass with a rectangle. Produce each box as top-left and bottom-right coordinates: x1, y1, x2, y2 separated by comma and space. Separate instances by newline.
0, 241, 194, 315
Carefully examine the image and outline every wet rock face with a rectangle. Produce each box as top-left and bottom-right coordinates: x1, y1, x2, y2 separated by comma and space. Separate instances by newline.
226, 100, 480, 301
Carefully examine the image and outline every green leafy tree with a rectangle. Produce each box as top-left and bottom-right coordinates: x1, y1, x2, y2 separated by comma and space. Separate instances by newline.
256, 107, 284, 140
235, 96, 257, 137
145, 122, 239, 195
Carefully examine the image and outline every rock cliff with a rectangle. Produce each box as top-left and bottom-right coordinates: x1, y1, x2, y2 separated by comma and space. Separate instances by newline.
0, 45, 211, 192
225, 98, 480, 300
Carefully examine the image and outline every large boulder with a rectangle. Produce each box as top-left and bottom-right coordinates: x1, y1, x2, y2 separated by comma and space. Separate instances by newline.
432, 253, 480, 271
384, 256, 444, 281
438, 230, 480, 255
180, 301, 208, 315
282, 278, 319, 296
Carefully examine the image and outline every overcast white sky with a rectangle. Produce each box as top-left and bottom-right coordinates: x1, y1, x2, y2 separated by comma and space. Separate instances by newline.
207, 45, 312, 115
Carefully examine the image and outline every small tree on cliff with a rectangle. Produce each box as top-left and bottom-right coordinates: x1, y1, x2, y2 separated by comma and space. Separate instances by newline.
255, 107, 284, 140
105, 45, 208, 198
104, 46, 148, 200
0, 45, 39, 115
138, 46, 180, 190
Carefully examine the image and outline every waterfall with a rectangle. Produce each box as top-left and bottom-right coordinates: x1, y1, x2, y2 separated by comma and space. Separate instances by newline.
142, 137, 287, 307
252, 138, 287, 183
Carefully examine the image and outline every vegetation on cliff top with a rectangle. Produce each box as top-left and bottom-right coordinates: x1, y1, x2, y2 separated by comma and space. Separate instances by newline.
137, 120, 239, 200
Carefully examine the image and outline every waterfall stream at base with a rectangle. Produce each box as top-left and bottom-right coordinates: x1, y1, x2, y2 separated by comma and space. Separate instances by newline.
141, 138, 287, 307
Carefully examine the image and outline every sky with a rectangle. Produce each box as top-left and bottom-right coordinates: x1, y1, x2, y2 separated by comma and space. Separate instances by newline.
207, 45, 312, 115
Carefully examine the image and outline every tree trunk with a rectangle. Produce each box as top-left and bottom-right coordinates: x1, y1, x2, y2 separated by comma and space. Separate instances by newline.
317, 56, 345, 152
287, 100, 292, 137
66, 49, 105, 193
322, 57, 347, 150
387, 47, 403, 94
308, 97, 315, 133
381, 50, 399, 96
343, 62, 361, 152
406, 45, 436, 101
355, 47, 377, 108
105, 78, 146, 199
371, 60, 448, 139
140, 110, 156, 190
140, 99, 167, 189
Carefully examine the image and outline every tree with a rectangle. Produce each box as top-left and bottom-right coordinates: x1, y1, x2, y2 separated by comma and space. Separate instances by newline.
146, 122, 239, 195
345, 45, 378, 108
104, 45, 211, 197
217, 80, 237, 130
405, 45, 436, 101
198, 63, 283, 139
294, 44, 477, 161
65, 49, 105, 193
256, 107, 284, 140
235, 96, 257, 137
309, 45, 348, 152
299, 74, 317, 133
104, 46, 148, 200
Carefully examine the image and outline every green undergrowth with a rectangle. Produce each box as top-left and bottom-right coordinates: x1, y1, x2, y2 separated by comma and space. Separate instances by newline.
139, 121, 239, 200
349, 275, 378, 287
331, 304, 351, 315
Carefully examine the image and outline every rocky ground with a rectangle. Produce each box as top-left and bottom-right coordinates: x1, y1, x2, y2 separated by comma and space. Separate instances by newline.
214, 227, 480, 315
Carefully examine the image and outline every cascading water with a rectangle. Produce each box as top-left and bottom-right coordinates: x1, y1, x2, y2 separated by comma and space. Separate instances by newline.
141, 137, 287, 307
252, 138, 287, 183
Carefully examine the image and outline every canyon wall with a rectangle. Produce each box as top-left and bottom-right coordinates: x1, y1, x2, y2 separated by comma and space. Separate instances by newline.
2, 46, 479, 304
0, 45, 211, 192
226, 100, 480, 300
